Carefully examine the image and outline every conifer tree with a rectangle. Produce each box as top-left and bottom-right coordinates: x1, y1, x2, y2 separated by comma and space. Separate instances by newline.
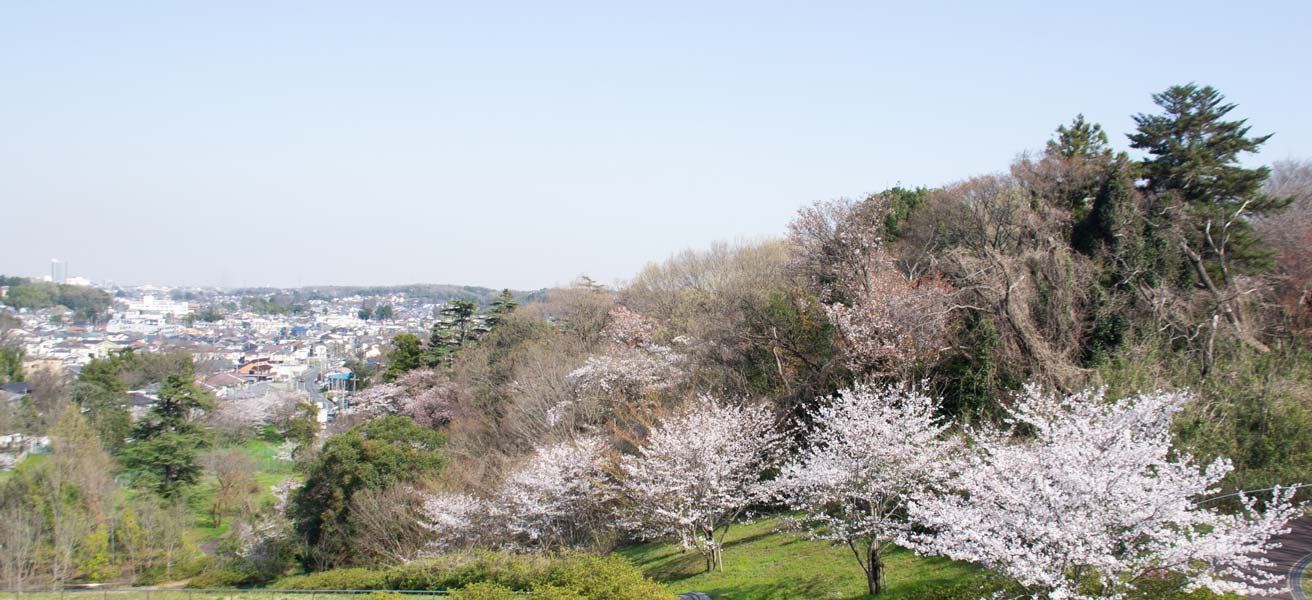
120, 373, 213, 498
1129, 83, 1287, 278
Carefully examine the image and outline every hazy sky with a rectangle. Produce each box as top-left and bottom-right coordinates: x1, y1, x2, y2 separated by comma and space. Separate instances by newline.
3, 1, 1309, 290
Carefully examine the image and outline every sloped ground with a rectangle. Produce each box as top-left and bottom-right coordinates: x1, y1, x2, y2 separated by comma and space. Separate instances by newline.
616, 518, 986, 600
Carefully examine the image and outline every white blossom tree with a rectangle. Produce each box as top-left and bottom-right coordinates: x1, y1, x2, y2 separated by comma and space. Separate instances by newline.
567, 306, 688, 401
616, 396, 785, 572
418, 492, 492, 552
771, 382, 958, 595
498, 436, 610, 550
906, 385, 1304, 600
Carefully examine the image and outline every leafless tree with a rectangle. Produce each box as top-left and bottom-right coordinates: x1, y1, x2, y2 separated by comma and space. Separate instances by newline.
346, 484, 433, 565
205, 448, 259, 527
1257, 159, 1312, 338
0, 500, 42, 591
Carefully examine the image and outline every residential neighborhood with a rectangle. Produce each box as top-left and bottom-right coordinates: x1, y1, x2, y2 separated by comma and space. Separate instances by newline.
0, 279, 501, 460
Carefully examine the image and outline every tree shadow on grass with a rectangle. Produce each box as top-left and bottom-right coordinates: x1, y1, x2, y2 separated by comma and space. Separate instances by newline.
687, 573, 858, 600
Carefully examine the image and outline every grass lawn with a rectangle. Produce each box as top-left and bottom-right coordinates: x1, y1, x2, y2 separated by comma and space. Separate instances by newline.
0, 452, 49, 482
616, 518, 991, 600
188, 438, 300, 542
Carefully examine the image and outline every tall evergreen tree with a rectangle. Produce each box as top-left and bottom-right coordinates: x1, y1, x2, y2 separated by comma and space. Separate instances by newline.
1128, 83, 1287, 278
119, 373, 213, 498
485, 289, 518, 327
382, 333, 425, 380
1048, 113, 1113, 160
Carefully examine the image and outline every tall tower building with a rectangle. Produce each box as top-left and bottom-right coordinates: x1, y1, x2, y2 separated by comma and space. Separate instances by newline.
50, 259, 67, 284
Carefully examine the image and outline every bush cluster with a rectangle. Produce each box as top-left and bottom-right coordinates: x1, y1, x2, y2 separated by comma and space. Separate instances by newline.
265, 551, 671, 599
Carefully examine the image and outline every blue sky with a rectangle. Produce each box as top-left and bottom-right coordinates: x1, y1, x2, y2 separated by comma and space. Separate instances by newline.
2, 1, 1309, 289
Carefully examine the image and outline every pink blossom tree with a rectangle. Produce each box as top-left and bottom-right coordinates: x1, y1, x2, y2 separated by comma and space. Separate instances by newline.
497, 437, 610, 550
906, 385, 1304, 599
616, 396, 785, 572
771, 382, 958, 595
341, 369, 465, 427
822, 248, 952, 377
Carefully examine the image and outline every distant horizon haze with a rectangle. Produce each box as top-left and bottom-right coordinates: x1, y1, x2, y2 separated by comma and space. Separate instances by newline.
3, 1, 1309, 290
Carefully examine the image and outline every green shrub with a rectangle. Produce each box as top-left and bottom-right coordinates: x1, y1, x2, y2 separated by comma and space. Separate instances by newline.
186, 567, 255, 589
528, 584, 587, 600
450, 582, 518, 600
271, 567, 388, 590
142, 555, 213, 586
541, 553, 676, 600
384, 550, 548, 591
267, 551, 666, 599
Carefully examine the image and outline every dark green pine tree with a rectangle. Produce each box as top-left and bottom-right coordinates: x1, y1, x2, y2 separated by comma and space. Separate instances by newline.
1048, 113, 1114, 160
1128, 83, 1287, 279
383, 333, 426, 380
440, 299, 479, 346
120, 373, 214, 498
485, 289, 518, 327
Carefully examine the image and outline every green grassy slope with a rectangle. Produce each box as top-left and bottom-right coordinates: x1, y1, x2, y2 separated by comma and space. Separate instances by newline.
616, 518, 989, 600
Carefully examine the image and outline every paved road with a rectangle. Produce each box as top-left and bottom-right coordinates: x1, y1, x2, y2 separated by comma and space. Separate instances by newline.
1260, 516, 1312, 599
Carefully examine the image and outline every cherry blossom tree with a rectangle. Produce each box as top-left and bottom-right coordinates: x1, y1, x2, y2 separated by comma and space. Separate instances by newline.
418, 492, 491, 552
822, 248, 952, 376
497, 436, 610, 550
616, 396, 784, 572
341, 382, 403, 420
788, 196, 953, 376
566, 343, 687, 398
906, 385, 1304, 600
771, 382, 958, 595
341, 369, 465, 427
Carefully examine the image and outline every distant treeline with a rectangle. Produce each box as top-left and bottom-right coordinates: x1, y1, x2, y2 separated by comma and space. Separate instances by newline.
0, 275, 114, 323
230, 284, 542, 307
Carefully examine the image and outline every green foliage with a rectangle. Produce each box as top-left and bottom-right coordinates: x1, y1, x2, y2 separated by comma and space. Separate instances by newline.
191, 305, 226, 323
120, 373, 215, 497
383, 551, 550, 591
1048, 113, 1114, 160
933, 314, 1016, 422
242, 294, 307, 315
273, 552, 668, 600
485, 289, 519, 328
79, 524, 117, 582
373, 304, 396, 320
0, 277, 113, 322
383, 333, 426, 381
72, 353, 133, 451
1100, 341, 1312, 490
187, 566, 264, 588
451, 583, 519, 600
880, 186, 932, 241
289, 416, 445, 568
272, 567, 390, 590
0, 345, 23, 383
540, 553, 675, 600
280, 401, 322, 461
433, 299, 482, 350
1129, 83, 1286, 275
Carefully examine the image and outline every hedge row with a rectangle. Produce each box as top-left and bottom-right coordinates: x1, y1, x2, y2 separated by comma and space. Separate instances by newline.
260, 551, 672, 600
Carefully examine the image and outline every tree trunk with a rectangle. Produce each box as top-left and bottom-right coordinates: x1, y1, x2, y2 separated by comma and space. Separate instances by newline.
866, 546, 885, 595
